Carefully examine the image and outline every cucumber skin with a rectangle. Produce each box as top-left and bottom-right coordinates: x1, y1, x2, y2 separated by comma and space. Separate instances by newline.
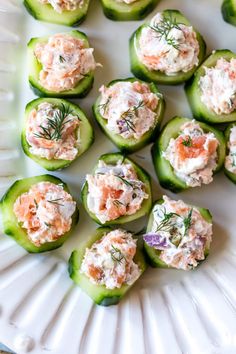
93, 77, 165, 153
21, 98, 94, 171
222, 0, 236, 26
68, 227, 147, 306
129, 9, 207, 85
0, 175, 79, 253
185, 49, 236, 124
81, 153, 152, 226
152, 116, 226, 193
224, 122, 236, 184
144, 199, 212, 268
101, 0, 159, 21
23, 0, 88, 26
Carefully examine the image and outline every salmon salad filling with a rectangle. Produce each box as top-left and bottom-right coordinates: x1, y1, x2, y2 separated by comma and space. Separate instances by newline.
163, 120, 219, 187
225, 125, 236, 173
144, 196, 212, 270
13, 182, 76, 247
39, 0, 84, 13
34, 34, 98, 92
26, 102, 80, 161
199, 58, 236, 115
98, 81, 159, 139
137, 13, 199, 75
80, 229, 141, 289
86, 160, 148, 224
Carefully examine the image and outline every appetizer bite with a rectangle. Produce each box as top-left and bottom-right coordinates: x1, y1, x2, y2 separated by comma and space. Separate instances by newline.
186, 50, 236, 124
22, 98, 94, 171
81, 153, 152, 225
69, 227, 147, 305
129, 9, 206, 85
222, 0, 236, 26
23, 0, 90, 26
28, 31, 99, 98
152, 117, 226, 193
0, 175, 79, 253
100, 0, 159, 21
144, 196, 212, 269
93, 78, 165, 153
224, 122, 236, 183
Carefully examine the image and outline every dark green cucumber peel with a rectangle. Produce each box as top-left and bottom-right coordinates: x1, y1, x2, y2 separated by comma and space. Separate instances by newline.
28, 30, 94, 98
185, 49, 236, 124
0, 175, 79, 253
224, 122, 236, 183
152, 117, 226, 193
81, 152, 152, 225
130, 9, 206, 85
69, 227, 147, 306
222, 0, 236, 26
93, 77, 165, 153
100, 0, 159, 21
23, 0, 90, 26
144, 199, 212, 268
21, 98, 94, 171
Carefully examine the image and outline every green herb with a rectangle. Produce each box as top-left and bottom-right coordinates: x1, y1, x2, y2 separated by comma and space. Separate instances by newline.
44, 222, 51, 228
34, 199, 38, 209
98, 96, 111, 115
113, 200, 125, 208
115, 175, 133, 187
110, 245, 126, 263
183, 208, 193, 236
182, 136, 193, 147
149, 14, 182, 50
120, 100, 145, 133
59, 55, 66, 63
155, 208, 180, 233
34, 103, 75, 141
47, 198, 64, 206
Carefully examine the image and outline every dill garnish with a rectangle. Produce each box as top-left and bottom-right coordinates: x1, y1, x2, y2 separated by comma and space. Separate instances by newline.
120, 100, 145, 133
34, 199, 38, 209
34, 103, 76, 141
59, 55, 66, 63
114, 175, 133, 187
44, 222, 51, 228
113, 200, 125, 208
155, 208, 180, 233
149, 13, 182, 50
183, 208, 193, 236
47, 198, 64, 206
110, 245, 125, 263
182, 136, 193, 147
98, 96, 112, 115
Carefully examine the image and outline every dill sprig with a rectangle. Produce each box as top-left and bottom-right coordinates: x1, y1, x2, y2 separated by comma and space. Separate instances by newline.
155, 208, 180, 233
44, 222, 51, 228
149, 14, 182, 50
59, 55, 66, 63
113, 200, 125, 208
120, 100, 145, 133
182, 136, 193, 147
47, 198, 64, 206
114, 175, 133, 187
183, 208, 193, 236
98, 96, 112, 115
110, 245, 126, 264
34, 103, 76, 141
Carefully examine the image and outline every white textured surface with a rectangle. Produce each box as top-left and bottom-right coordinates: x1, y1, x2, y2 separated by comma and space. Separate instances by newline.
0, 0, 236, 353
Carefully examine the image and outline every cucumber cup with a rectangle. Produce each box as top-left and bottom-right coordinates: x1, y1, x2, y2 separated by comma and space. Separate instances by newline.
224, 122, 236, 184
222, 0, 236, 26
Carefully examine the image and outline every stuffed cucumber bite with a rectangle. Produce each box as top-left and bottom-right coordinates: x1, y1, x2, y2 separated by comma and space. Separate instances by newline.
185, 50, 236, 124
224, 122, 236, 183
0, 175, 79, 253
222, 0, 236, 26
81, 153, 152, 226
143, 196, 212, 270
129, 9, 206, 85
28, 31, 100, 98
152, 117, 226, 193
22, 98, 94, 171
23, 0, 90, 26
100, 0, 159, 21
69, 227, 147, 306
93, 78, 165, 153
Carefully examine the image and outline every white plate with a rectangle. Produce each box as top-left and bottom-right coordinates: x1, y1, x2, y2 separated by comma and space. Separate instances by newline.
0, 0, 236, 353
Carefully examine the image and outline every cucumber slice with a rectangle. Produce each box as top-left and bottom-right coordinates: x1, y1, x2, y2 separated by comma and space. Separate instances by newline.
222, 0, 236, 26
0, 175, 79, 253
93, 77, 165, 153
100, 0, 159, 21
129, 9, 206, 85
152, 117, 226, 193
23, 0, 90, 26
69, 227, 147, 306
185, 49, 236, 124
144, 199, 212, 268
28, 30, 94, 98
81, 152, 152, 225
21, 98, 94, 171
224, 122, 236, 183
